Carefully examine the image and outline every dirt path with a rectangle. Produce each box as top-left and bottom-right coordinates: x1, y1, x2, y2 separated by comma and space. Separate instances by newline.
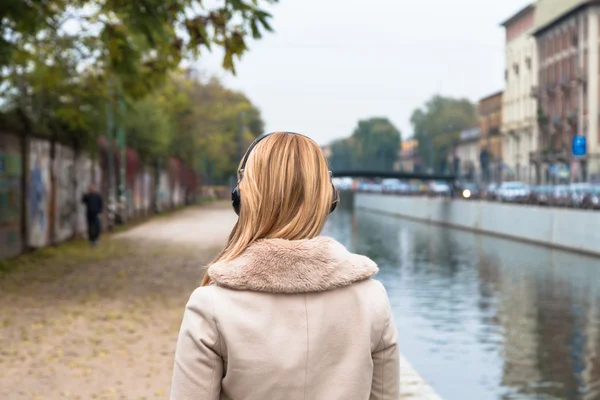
0, 202, 441, 400
0, 203, 237, 400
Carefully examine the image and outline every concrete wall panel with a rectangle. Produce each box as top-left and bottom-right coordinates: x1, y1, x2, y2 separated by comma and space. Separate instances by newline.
356, 193, 600, 257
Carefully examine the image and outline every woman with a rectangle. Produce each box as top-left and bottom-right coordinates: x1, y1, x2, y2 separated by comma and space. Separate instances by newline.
171, 132, 399, 400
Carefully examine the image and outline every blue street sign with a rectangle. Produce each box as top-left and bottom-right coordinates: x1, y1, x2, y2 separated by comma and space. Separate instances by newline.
572, 135, 586, 157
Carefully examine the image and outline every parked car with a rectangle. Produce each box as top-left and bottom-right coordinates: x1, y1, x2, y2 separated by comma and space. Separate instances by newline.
483, 182, 499, 201
456, 182, 481, 200
570, 183, 592, 208
408, 183, 426, 195
550, 185, 572, 207
497, 181, 530, 203
357, 181, 368, 192
382, 179, 409, 194
428, 181, 452, 197
527, 185, 553, 206
582, 186, 600, 210
333, 177, 354, 191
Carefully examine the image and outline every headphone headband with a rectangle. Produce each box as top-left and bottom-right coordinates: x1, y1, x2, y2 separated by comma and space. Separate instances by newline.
232, 132, 339, 215
239, 132, 310, 174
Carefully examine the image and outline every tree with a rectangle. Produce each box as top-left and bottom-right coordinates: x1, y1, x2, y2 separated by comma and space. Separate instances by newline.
328, 117, 401, 171
125, 95, 174, 162
329, 138, 356, 171
410, 95, 477, 174
179, 77, 264, 183
1, 0, 277, 82
351, 118, 401, 171
129, 72, 264, 183
1, 0, 277, 143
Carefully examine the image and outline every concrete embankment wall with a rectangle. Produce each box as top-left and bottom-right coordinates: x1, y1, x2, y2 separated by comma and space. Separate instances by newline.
355, 193, 600, 257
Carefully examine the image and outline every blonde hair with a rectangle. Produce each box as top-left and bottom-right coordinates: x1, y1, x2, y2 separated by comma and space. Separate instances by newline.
201, 132, 334, 286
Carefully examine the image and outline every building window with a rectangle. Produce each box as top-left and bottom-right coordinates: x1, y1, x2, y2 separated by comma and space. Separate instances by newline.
514, 63, 520, 75
526, 57, 532, 70
505, 69, 509, 81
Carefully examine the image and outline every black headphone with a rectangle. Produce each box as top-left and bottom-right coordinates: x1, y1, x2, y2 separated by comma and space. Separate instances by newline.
231, 132, 339, 216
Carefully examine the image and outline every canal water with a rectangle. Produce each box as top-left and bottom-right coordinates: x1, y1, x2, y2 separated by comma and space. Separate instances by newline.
323, 207, 600, 400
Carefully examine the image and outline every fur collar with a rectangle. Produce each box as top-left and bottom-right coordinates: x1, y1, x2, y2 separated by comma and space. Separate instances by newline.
208, 237, 378, 293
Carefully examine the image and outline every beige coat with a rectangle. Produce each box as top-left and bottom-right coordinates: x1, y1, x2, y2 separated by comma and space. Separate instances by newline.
171, 237, 399, 400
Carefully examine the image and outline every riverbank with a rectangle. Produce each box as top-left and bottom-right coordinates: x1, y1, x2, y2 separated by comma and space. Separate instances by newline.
0, 202, 442, 400
355, 193, 600, 257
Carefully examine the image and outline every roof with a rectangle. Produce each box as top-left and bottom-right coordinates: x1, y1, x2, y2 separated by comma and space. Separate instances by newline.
533, 0, 596, 35
500, 3, 536, 27
479, 91, 504, 102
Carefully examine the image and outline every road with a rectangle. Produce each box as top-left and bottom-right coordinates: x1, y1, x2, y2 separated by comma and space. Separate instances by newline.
0, 202, 440, 400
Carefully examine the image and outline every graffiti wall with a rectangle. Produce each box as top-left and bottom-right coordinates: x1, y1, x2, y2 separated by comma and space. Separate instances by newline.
158, 170, 170, 211
28, 139, 51, 248
76, 155, 102, 237
54, 145, 75, 242
0, 133, 23, 258
142, 170, 152, 214
2, 134, 197, 259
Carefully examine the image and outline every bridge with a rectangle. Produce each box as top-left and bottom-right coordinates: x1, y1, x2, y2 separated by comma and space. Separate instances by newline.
331, 170, 457, 182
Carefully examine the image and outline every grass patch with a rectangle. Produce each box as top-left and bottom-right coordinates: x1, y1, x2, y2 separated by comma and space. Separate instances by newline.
196, 197, 218, 205
0, 237, 129, 278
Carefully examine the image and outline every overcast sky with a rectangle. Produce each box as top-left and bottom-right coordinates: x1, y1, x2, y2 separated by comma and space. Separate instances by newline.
197, 0, 530, 145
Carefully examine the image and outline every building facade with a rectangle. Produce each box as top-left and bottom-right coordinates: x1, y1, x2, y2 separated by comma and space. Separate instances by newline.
455, 127, 481, 181
502, 4, 538, 183
395, 138, 421, 172
532, 0, 600, 183
479, 91, 504, 183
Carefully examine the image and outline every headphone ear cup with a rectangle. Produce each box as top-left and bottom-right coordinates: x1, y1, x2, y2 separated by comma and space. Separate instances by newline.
231, 186, 241, 216
329, 185, 339, 214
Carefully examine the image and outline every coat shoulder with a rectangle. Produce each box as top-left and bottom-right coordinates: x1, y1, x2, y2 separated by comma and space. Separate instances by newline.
351, 278, 392, 319
185, 285, 220, 314
353, 278, 389, 298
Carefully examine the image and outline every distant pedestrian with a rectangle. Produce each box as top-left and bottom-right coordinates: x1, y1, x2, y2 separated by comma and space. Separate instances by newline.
82, 184, 103, 245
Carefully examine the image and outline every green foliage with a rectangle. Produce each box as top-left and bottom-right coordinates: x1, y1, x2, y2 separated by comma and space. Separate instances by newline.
177, 77, 264, 182
122, 72, 263, 183
410, 95, 477, 173
125, 96, 173, 161
0, 0, 276, 146
1, 0, 277, 85
329, 117, 401, 171
329, 138, 356, 171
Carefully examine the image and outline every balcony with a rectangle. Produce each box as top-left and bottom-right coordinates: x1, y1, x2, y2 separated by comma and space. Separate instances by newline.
529, 150, 543, 164
534, 148, 575, 164
555, 148, 571, 163
568, 110, 578, 126
552, 115, 562, 127
575, 68, 587, 84
488, 127, 501, 136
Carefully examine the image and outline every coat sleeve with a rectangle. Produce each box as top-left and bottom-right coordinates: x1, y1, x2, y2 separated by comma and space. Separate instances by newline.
370, 286, 400, 400
171, 287, 223, 400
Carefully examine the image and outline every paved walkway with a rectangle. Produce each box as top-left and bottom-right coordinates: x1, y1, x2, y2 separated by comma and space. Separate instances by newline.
0, 203, 441, 399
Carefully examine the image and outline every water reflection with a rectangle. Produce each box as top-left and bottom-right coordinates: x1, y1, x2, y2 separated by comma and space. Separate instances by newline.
323, 208, 600, 400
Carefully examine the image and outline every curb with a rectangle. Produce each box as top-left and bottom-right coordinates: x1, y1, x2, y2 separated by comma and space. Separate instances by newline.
400, 355, 443, 399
